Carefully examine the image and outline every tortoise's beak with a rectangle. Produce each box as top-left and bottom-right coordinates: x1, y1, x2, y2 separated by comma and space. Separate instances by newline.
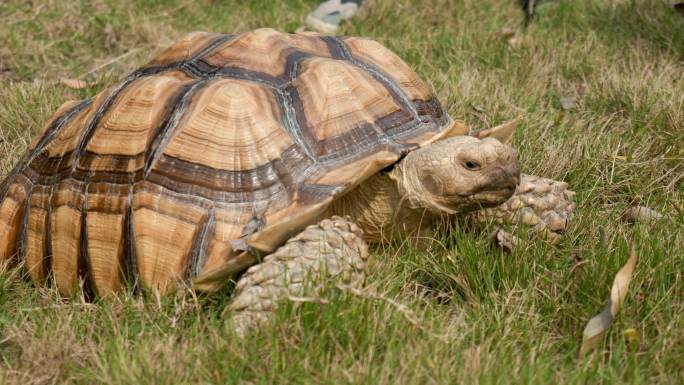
498, 163, 520, 191
492, 159, 520, 197
466, 152, 520, 208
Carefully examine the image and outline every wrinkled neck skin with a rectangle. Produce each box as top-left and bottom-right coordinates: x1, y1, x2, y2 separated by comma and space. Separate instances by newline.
324, 171, 437, 246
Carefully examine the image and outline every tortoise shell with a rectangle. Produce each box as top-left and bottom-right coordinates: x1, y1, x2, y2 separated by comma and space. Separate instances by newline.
0, 28, 462, 295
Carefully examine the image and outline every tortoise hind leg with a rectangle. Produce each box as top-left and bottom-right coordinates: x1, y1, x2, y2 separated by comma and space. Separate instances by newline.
226, 216, 368, 335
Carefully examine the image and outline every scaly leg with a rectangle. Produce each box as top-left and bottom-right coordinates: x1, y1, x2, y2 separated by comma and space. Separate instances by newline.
226, 216, 368, 335
468, 174, 576, 241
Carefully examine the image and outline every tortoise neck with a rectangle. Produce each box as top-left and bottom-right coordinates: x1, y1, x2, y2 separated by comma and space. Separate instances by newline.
325, 172, 435, 244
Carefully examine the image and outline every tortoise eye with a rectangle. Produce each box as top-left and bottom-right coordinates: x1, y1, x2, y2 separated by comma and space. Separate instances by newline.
463, 161, 481, 171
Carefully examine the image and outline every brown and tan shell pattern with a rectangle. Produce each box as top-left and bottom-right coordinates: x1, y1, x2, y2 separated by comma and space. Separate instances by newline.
0, 28, 458, 296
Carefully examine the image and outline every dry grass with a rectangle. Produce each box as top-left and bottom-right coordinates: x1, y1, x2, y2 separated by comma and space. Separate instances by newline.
0, 0, 683, 383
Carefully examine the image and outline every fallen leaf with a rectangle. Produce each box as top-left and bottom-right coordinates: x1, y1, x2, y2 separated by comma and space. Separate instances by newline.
104, 23, 116, 49
560, 96, 577, 110
469, 103, 488, 114
491, 228, 521, 252
621, 206, 664, 224
507, 35, 525, 49
0, 65, 19, 81
496, 27, 516, 40
578, 245, 638, 358
60, 78, 87, 89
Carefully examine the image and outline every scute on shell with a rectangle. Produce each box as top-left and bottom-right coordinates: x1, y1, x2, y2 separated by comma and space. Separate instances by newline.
0, 28, 461, 295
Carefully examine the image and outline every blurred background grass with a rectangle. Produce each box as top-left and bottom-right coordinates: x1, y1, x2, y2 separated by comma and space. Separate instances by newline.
0, 1, 683, 383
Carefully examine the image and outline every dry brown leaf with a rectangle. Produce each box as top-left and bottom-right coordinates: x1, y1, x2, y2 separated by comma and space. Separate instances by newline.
560, 96, 577, 110
60, 78, 87, 89
621, 206, 664, 224
491, 228, 521, 252
578, 246, 638, 358
104, 23, 116, 49
508, 35, 525, 49
496, 27, 516, 40
0, 65, 19, 81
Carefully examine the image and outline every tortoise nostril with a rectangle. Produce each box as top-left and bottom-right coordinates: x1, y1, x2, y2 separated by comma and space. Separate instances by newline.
463, 161, 481, 171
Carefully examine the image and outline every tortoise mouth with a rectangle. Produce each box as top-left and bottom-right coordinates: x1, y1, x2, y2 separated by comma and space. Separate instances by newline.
469, 187, 516, 207
461, 173, 520, 210
424, 185, 516, 215
443, 185, 517, 213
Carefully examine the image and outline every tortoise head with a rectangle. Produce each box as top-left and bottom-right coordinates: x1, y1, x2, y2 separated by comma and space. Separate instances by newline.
390, 136, 520, 214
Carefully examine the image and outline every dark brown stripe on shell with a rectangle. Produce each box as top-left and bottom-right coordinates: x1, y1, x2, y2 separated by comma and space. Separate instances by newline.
193, 49, 317, 87
23, 161, 72, 186
414, 96, 447, 122
279, 84, 320, 160
281, 51, 342, 160
70, 77, 145, 176
44, 188, 54, 287
320, 35, 349, 60
122, 190, 139, 292
79, 196, 96, 301
26, 151, 73, 178
24, 62, 208, 183
191, 60, 280, 84
331, 37, 447, 127
146, 144, 313, 203
298, 183, 345, 205
283, 51, 316, 81
184, 207, 215, 280
191, 56, 320, 161
143, 80, 211, 177
315, 119, 409, 163
0, 101, 90, 201
323, 36, 448, 128
75, 153, 145, 184
19, 113, 416, 203
145, 34, 236, 70
16, 184, 32, 272
192, 34, 237, 58
27, 154, 145, 186
321, 36, 421, 122
136, 34, 236, 77
7, 175, 33, 268
75, 76, 193, 180
26, 100, 92, 166
66, 35, 235, 181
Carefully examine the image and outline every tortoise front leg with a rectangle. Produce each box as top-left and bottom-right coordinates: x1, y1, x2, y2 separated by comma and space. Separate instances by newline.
226, 216, 368, 335
467, 174, 576, 241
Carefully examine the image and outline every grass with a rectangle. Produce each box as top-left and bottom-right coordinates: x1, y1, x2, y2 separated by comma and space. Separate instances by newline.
0, 0, 683, 383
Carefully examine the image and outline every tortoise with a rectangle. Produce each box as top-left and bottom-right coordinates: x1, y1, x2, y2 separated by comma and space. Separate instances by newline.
0, 29, 574, 329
